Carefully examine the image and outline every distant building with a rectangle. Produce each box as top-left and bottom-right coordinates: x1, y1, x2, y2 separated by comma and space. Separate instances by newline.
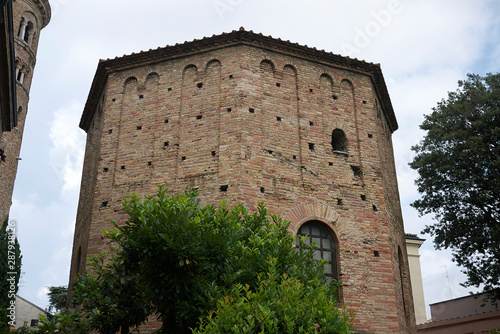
406, 233, 427, 325
417, 292, 500, 333
14, 295, 49, 329
0, 0, 51, 223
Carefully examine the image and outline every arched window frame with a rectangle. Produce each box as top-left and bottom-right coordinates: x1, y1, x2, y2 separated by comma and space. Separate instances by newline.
296, 220, 340, 282
331, 128, 347, 153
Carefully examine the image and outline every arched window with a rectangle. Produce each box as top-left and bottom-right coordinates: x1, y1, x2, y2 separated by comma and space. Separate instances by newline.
398, 248, 407, 316
331, 128, 347, 152
296, 221, 339, 282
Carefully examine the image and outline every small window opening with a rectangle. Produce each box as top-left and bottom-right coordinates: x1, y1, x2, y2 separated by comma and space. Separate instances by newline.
276, 83, 281, 87
197, 82, 203, 88
374, 250, 380, 257
351, 165, 361, 177
332, 129, 347, 152
220, 185, 228, 192
308, 143, 315, 150
293, 155, 296, 160
332, 95, 338, 100
121, 165, 125, 170
360, 194, 366, 201
103, 168, 109, 172
276, 116, 282, 121
260, 187, 265, 193
139, 95, 144, 99
137, 126, 142, 130
249, 108, 255, 113
211, 151, 216, 156
329, 162, 333, 166
227, 108, 232, 112
196, 115, 202, 120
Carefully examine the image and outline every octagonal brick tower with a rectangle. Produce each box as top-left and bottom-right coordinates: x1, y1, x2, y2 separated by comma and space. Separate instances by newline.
69, 29, 416, 333
0, 0, 51, 223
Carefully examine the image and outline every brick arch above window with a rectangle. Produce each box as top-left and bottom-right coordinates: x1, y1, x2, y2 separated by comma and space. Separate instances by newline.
285, 202, 340, 234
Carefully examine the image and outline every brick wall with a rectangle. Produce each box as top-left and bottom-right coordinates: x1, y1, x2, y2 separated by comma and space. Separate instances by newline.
70, 35, 416, 333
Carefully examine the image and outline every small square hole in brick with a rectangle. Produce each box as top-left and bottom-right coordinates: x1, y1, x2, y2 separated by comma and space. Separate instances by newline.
148, 161, 152, 166
139, 95, 144, 99
373, 250, 380, 257
121, 165, 125, 170
329, 162, 333, 166
168, 87, 172, 92
360, 194, 366, 201
229, 74, 233, 78
108, 129, 113, 134
227, 108, 232, 112
101, 201, 108, 208
165, 119, 169, 124
211, 151, 216, 156
332, 95, 338, 100
362, 100, 367, 104
309, 88, 313, 93
293, 155, 296, 160
220, 185, 228, 192
197, 82, 203, 88
372, 204, 378, 211
196, 115, 202, 120
268, 150, 273, 154
137, 126, 142, 130
182, 156, 186, 161
276, 116, 282, 121
276, 83, 281, 87
309, 121, 313, 126
249, 108, 255, 113
368, 134, 373, 138
351, 165, 361, 177
164, 141, 169, 147
308, 143, 315, 150
260, 187, 265, 193
112, 98, 116, 102
337, 198, 343, 205
103, 167, 109, 172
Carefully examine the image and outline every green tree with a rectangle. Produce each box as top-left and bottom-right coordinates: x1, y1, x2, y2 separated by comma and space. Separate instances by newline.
194, 258, 353, 334
69, 186, 351, 334
0, 217, 22, 332
410, 73, 500, 300
47, 285, 68, 313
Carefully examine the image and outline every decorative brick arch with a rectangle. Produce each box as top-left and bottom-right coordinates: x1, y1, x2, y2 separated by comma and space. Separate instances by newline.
285, 202, 341, 234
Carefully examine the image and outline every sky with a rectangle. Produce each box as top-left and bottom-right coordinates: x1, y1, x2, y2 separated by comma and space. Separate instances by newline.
8, 0, 500, 317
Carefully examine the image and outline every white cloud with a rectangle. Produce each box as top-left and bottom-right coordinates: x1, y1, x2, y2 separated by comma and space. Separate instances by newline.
48, 102, 86, 197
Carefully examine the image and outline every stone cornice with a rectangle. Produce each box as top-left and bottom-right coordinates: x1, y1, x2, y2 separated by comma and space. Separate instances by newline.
27, 0, 51, 28
80, 28, 397, 133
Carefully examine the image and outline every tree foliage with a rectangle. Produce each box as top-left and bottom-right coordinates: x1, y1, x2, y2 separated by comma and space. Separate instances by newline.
410, 73, 500, 299
0, 217, 22, 332
47, 285, 68, 313
51, 186, 351, 334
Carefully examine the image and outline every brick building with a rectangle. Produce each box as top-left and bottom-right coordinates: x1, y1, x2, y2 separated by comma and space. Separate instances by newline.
69, 28, 416, 333
0, 0, 50, 224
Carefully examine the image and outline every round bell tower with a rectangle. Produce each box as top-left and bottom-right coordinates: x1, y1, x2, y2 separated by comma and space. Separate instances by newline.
0, 0, 50, 223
